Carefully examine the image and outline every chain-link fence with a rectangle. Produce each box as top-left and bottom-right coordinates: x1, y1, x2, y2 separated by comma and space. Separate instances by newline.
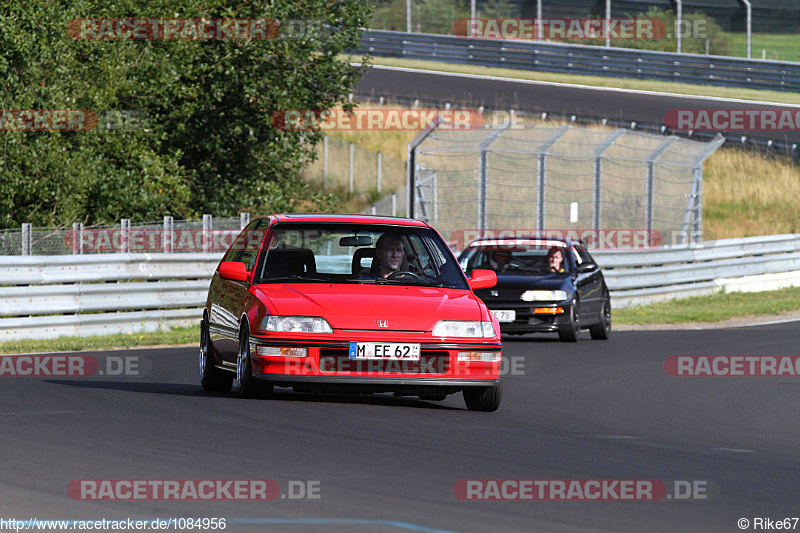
0, 214, 250, 256
368, 121, 724, 251
300, 135, 406, 195
368, 0, 800, 61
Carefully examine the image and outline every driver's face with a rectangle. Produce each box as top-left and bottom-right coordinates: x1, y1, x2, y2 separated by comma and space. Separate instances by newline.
549, 250, 563, 270
378, 240, 404, 274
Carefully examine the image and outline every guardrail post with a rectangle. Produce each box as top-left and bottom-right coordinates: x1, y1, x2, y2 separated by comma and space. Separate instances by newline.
120, 219, 130, 253
377, 151, 382, 194
163, 216, 174, 253
202, 214, 212, 253
72, 222, 83, 255
239, 212, 250, 229
21, 223, 31, 255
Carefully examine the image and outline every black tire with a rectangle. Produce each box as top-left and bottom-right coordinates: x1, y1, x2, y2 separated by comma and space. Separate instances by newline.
463, 382, 502, 412
590, 296, 611, 340
200, 318, 233, 392
558, 297, 580, 342
236, 325, 273, 399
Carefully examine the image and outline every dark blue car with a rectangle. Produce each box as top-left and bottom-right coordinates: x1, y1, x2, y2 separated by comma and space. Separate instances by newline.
458, 237, 611, 342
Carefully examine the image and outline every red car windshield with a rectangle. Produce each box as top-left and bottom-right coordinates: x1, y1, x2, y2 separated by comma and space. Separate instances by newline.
252, 223, 469, 289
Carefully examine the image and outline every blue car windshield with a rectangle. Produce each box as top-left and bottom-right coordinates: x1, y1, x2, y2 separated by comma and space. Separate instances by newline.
253, 223, 469, 289
464, 246, 571, 274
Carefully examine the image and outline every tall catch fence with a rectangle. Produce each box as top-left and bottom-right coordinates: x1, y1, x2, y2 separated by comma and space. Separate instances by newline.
368, 122, 724, 251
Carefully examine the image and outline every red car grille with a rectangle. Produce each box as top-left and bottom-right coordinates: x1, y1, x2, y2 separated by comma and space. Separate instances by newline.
318, 349, 449, 374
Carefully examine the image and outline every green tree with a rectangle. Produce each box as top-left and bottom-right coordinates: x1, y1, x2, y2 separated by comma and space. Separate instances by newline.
0, 0, 370, 229
619, 7, 730, 55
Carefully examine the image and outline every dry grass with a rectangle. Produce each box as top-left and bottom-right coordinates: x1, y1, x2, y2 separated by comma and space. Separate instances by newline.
704, 148, 800, 238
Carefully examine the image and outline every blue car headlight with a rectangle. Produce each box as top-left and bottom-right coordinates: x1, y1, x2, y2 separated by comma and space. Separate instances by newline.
521, 290, 568, 302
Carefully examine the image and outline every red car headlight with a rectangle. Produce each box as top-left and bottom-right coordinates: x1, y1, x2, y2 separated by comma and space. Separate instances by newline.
260, 316, 333, 333
432, 320, 495, 337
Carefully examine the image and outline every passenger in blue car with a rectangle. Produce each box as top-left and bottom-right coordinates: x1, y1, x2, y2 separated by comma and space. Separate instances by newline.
547, 247, 565, 273
482, 250, 512, 272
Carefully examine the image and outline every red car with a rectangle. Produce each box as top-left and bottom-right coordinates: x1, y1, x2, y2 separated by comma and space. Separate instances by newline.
199, 214, 503, 411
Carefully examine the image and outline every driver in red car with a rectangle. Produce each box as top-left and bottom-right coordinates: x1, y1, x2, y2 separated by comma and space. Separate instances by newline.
359, 232, 417, 280
375, 233, 405, 278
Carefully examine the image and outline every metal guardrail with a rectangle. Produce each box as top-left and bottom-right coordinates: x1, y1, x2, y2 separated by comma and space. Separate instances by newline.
0, 235, 798, 341
593, 234, 800, 307
356, 30, 800, 93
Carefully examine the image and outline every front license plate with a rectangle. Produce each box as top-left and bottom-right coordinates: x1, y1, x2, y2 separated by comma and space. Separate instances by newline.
491, 310, 516, 323
348, 342, 421, 360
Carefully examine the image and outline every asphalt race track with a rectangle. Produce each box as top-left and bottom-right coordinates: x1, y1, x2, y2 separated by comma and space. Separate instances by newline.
356, 66, 800, 145
1, 323, 798, 532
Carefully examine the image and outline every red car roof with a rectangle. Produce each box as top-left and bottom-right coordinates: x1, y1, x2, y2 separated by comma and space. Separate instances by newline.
266, 213, 428, 227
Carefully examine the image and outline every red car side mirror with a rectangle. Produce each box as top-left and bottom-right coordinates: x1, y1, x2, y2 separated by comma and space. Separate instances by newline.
219, 261, 249, 282
468, 269, 497, 290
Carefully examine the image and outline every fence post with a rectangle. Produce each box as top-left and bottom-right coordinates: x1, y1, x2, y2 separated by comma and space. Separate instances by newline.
349, 143, 355, 193
693, 164, 703, 243
202, 214, 212, 253
646, 137, 679, 235
120, 219, 130, 253
477, 122, 511, 232
21, 223, 31, 256
406, 115, 442, 219
323, 135, 328, 190
72, 222, 83, 255
433, 171, 438, 222
377, 151, 382, 194
537, 125, 570, 232
240, 212, 250, 229
592, 129, 626, 231
392, 193, 397, 217
163, 216, 174, 253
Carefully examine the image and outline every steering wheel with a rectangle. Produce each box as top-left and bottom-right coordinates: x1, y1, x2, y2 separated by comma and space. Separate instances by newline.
386, 270, 422, 280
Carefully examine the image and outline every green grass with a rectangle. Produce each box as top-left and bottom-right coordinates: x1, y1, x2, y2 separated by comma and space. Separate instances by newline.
729, 33, 800, 63
0, 326, 199, 355
615, 287, 800, 325
350, 54, 800, 105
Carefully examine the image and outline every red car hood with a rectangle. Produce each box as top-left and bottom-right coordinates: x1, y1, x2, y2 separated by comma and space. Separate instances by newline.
253, 283, 482, 331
